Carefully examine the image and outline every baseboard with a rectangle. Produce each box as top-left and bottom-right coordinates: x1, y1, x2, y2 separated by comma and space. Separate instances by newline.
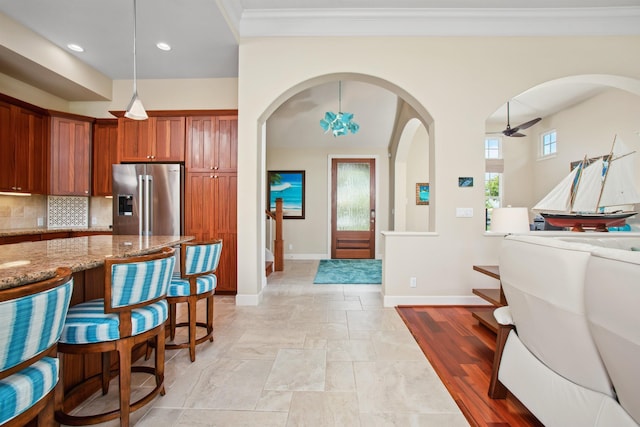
235, 291, 263, 306
383, 295, 490, 308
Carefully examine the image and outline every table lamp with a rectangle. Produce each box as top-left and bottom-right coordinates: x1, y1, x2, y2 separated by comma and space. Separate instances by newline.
490, 207, 530, 234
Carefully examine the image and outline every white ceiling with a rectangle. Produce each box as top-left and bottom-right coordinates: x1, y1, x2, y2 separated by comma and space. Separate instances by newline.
0, 0, 638, 146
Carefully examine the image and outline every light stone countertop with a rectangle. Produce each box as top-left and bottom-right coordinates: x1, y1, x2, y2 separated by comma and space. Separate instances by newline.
0, 227, 112, 237
0, 235, 194, 289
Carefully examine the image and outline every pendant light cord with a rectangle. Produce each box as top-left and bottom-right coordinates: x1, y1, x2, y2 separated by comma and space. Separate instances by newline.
338, 81, 342, 113
132, 0, 138, 94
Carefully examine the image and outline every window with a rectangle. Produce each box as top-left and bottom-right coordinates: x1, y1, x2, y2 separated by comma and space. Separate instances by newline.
541, 130, 557, 157
485, 137, 501, 159
485, 172, 501, 209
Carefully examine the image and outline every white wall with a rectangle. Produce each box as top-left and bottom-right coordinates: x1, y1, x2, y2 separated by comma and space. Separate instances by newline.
236, 36, 640, 305
405, 125, 430, 232
266, 146, 389, 258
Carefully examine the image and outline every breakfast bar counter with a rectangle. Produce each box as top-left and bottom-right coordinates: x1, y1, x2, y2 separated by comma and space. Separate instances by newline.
0, 234, 194, 412
0, 234, 194, 289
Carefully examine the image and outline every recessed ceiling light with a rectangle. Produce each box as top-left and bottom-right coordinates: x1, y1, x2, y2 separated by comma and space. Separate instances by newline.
67, 43, 84, 52
156, 42, 171, 51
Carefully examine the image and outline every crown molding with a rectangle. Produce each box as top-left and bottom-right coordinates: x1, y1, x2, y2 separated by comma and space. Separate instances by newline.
239, 7, 640, 37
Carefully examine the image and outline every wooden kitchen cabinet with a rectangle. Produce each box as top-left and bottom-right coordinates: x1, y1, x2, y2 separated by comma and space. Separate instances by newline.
118, 116, 185, 162
186, 115, 237, 172
184, 172, 237, 293
92, 119, 118, 196
49, 113, 92, 196
0, 97, 48, 194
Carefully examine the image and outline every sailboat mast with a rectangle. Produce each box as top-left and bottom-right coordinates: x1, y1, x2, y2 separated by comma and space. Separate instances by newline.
594, 135, 617, 212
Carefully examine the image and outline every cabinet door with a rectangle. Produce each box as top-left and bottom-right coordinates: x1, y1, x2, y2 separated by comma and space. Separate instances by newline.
50, 117, 91, 196
92, 120, 118, 196
211, 173, 237, 292
154, 117, 185, 161
184, 172, 237, 292
184, 172, 216, 241
117, 118, 152, 162
186, 115, 237, 172
0, 103, 47, 194
0, 101, 15, 191
186, 116, 216, 171
27, 110, 48, 194
215, 116, 237, 172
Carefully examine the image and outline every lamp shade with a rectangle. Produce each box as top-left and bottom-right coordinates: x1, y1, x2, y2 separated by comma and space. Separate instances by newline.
491, 207, 530, 233
124, 93, 148, 120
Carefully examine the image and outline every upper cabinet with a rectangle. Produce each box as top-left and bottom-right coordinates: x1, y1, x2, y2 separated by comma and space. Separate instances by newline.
0, 97, 48, 194
118, 116, 185, 163
186, 115, 237, 172
49, 113, 93, 196
92, 119, 118, 196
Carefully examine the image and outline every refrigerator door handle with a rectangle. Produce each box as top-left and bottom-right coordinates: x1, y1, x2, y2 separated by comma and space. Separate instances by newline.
146, 175, 153, 235
138, 174, 144, 235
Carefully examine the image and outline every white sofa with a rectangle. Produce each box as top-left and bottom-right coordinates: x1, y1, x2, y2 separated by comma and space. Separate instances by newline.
490, 235, 639, 426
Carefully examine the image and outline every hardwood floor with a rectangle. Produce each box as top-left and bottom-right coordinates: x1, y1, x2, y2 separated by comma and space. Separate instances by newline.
396, 305, 544, 427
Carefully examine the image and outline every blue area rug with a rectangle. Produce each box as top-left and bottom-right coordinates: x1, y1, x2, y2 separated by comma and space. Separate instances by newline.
313, 259, 382, 284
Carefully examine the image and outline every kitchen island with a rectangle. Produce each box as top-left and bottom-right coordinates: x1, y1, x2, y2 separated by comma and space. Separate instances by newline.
0, 234, 193, 289
0, 234, 194, 412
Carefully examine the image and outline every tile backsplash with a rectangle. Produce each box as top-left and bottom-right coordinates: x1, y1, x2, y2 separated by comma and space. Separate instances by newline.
0, 194, 113, 229
48, 196, 89, 228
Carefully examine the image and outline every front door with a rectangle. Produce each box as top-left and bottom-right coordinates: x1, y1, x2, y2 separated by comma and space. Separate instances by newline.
331, 158, 375, 259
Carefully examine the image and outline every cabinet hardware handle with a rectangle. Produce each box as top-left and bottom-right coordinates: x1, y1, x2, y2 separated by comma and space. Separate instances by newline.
214, 166, 219, 170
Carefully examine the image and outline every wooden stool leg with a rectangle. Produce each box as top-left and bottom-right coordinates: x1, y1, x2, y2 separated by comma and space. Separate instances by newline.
188, 295, 197, 362
117, 341, 132, 427
156, 326, 166, 396
101, 352, 111, 395
207, 295, 214, 341
169, 302, 177, 341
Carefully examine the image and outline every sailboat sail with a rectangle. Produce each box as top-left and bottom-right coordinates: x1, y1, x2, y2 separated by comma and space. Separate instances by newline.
599, 139, 640, 208
572, 158, 604, 213
532, 166, 580, 212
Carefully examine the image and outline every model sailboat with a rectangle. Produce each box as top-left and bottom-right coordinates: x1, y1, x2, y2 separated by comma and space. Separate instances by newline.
533, 136, 640, 231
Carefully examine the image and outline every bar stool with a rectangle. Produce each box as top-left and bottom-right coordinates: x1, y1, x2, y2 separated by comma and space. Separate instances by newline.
0, 267, 73, 427
55, 247, 175, 427
166, 240, 222, 362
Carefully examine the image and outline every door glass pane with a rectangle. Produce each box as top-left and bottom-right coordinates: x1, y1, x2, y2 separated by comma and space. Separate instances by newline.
336, 162, 370, 231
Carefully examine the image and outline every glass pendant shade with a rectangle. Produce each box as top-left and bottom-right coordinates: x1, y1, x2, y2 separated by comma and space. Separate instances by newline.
125, 92, 148, 120
320, 81, 359, 137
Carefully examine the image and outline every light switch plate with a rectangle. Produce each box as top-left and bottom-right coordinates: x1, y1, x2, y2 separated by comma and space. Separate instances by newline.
456, 208, 473, 218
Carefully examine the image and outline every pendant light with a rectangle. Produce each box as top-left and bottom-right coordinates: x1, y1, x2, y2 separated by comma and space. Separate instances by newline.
125, 0, 148, 120
320, 81, 359, 137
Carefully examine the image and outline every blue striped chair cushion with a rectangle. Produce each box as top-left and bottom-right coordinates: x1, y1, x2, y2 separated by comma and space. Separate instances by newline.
184, 242, 222, 275
167, 273, 217, 297
59, 299, 168, 344
0, 280, 73, 371
110, 255, 175, 309
0, 356, 58, 425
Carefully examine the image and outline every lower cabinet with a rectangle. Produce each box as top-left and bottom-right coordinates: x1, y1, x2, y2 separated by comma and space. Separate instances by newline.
184, 172, 237, 293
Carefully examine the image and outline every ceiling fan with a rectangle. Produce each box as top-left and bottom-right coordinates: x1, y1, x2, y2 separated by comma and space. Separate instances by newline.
490, 101, 541, 137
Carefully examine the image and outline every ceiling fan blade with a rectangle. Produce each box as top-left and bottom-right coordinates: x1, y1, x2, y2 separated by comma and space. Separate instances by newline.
513, 117, 541, 131
508, 132, 526, 137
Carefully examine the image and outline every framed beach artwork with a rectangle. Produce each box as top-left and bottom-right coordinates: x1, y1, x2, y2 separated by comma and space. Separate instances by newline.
416, 183, 430, 205
267, 170, 306, 219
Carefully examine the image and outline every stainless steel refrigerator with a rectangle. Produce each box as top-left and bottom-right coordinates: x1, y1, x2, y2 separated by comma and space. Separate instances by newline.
112, 164, 183, 235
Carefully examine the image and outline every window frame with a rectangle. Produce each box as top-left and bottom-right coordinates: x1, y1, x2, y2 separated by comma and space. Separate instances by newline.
540, 129, 557, 158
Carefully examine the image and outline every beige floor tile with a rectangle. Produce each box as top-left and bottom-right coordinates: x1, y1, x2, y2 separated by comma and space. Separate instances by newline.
264, 348, 326, 391
69, 260, 467, 426
286, 391, 360, 427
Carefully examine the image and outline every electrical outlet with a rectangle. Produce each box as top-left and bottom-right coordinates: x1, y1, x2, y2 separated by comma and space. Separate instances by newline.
288, 244, 293, 250
91, 217, 97, 225
410, 277, 417, 288
37, 217, 44, 227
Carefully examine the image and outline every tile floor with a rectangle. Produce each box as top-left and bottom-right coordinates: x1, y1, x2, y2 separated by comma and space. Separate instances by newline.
65, 260, 469, 426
